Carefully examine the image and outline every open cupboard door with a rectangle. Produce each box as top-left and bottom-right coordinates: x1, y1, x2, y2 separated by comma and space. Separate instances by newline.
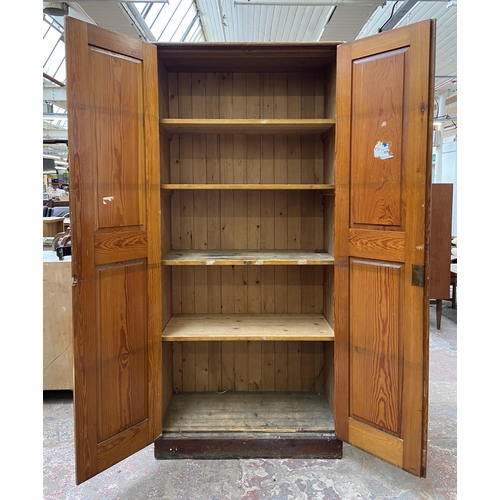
334, 20, 435, 477
65, 17, 162, 484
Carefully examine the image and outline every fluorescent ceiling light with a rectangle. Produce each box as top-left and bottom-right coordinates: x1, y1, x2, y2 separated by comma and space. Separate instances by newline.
43, 2, 68, 16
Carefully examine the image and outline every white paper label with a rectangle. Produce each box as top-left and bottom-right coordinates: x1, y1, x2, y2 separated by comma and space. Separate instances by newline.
374, 141, 393, 160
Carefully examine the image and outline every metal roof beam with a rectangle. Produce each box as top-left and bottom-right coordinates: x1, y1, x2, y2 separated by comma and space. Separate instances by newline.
378, 0, 418, 32
43, 129, 68, 140
43, 87, 66, 101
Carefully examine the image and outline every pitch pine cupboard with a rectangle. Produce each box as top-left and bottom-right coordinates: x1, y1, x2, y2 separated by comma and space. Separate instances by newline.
65, 16, 435, 484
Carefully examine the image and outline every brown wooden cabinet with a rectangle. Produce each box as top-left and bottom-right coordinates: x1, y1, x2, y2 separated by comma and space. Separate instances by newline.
430, 183, 454, 329
65, 17, 435, 484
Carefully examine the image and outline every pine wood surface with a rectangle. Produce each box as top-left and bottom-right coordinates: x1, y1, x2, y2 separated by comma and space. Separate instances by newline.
162, 249, 334, 266
333, 20, 434, 477
167, 190, 326, 256
43, 258, 73, 390
162, 392, 335, 433
66, 19, 435, 481
66, 17, 162, 484
170, 340, 327, 392
156, 43, 340, 73
162, 183, 334, 190
160, 119, 335, 135
162, 314, 334, 341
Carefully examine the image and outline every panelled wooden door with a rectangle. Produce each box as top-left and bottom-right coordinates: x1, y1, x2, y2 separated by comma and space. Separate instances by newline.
65, 17, 162, 484
334, 20, 435, 477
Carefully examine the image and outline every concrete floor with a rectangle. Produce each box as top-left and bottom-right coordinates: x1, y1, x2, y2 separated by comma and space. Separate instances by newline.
43, 304, 457, 499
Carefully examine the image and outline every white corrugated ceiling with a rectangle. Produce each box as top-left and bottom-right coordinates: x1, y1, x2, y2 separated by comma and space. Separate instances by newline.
44, 0, 457, 156
355, 1, 457, 94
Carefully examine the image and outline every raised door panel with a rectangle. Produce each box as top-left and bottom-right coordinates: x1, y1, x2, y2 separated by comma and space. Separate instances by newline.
334, 20, 435, 477
66, 17, 162, 484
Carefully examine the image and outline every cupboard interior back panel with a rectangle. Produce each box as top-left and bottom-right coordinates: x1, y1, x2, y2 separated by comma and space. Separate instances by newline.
170, 190, 325, 251
166, 72, 326, 120
170, 340, 328, 393
168, 134, 326, 185
157, 53, 337, 439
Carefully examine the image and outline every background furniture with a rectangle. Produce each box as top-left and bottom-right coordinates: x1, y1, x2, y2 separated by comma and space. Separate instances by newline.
429, 183, 454, 329
43, 216, 65, 237
450, 263, 457, 309
43, 251, 73, 390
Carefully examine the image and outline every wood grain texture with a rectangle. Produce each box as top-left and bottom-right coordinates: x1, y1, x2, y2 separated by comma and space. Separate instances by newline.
169, 136, 327, 186
160, 119, 335, 135
334, 20, 434, 477
429, 183, 453, 298
158, 56, 339, 453
94, 231, 148, 264
162, 250, 333, 266
162, 314, 334, 341
350, 259, 402, 436
162, 184, 334, 190
43, 259, 73, 390
169, 191, 326, 253
157, 44, 338, 73
348, 229, 405, 262
66, 17, 161, 484
92, 48, 144, 230
169, 341, 327, 392
348, 418, 403, 469
350, 48, 406, 227
96, 261, 148, 442
162, 392, 334, 432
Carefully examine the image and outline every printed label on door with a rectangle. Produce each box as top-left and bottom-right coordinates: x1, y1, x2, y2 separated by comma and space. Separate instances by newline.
374, 141, 393, 160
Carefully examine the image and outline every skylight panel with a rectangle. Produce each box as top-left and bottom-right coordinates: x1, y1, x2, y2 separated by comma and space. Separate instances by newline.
43, 14, 66, 82
132, 1, 205, 42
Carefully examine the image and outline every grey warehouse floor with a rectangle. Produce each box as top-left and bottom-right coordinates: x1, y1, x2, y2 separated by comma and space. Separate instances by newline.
43, 304, 457, 500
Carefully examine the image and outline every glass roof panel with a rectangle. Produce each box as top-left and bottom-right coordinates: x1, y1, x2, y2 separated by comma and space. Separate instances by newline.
42, 1, 205, 159
133, 1, 205, 42
43, 14, 66, 83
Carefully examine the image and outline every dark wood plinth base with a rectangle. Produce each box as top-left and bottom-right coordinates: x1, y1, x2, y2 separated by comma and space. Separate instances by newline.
154, 432, 343, 460
155, 392, 342, 459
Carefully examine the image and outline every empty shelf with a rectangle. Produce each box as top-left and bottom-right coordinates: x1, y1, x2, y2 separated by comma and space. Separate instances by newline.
160, 118, 335, 135
162, 313, 334, 341
162, 250, 334, 266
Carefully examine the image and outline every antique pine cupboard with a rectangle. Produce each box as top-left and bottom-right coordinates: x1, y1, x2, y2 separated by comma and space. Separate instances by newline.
65, 16, 435, 485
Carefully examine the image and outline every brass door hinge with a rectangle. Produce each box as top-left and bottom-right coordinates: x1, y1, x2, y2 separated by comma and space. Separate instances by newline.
411, 264, 425, 287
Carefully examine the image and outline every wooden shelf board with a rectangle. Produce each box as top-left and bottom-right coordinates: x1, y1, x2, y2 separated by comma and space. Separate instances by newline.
162, 313, 334, 341
160, 118, 335, 135
162, 392, 335, 433
161, 183, 335, 191
162, 250, 334, 266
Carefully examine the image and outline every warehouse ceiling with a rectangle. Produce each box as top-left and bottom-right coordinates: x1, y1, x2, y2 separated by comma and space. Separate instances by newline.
43, 0, 458, 161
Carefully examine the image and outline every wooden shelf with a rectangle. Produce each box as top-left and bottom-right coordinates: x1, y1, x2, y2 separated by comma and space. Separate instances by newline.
161, 183, 334, 191
162, 249, 334, 266
162, 314, 334, 341
162, 392, 335, 433
160, 118, 335, 136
